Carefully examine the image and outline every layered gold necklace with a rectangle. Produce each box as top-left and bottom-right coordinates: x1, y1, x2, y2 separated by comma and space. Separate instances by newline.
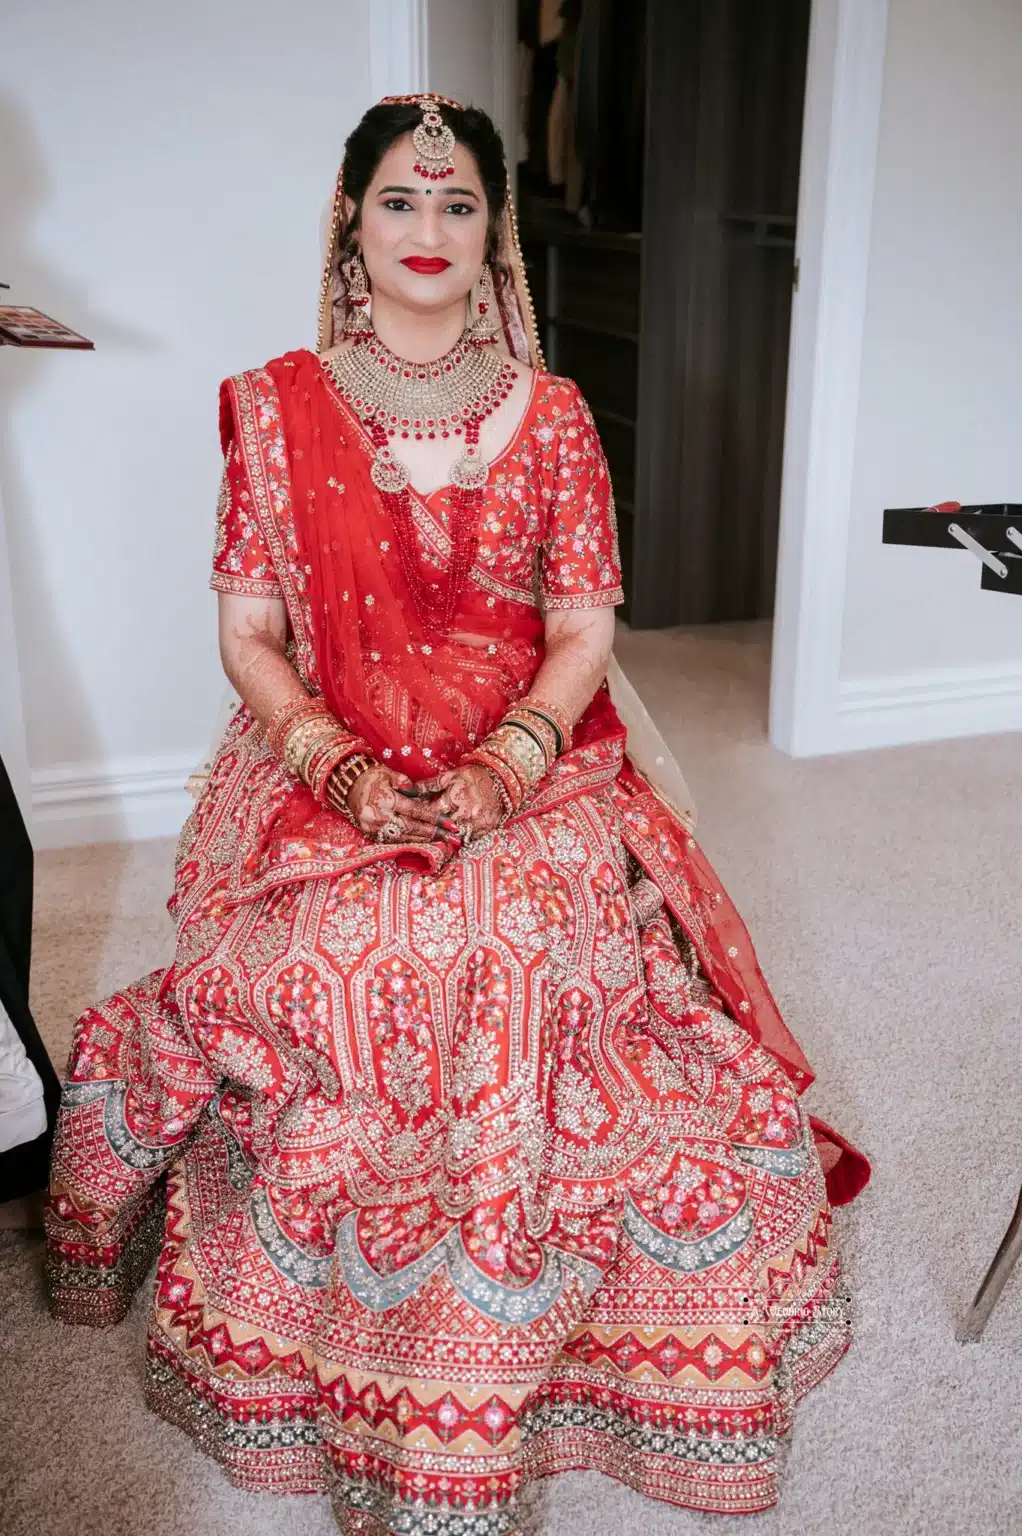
321, 329, 518, 631
322, 328, 517, 494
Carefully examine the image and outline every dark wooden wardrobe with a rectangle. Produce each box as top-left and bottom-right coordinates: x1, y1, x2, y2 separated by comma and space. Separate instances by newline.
518, 0, 811, 628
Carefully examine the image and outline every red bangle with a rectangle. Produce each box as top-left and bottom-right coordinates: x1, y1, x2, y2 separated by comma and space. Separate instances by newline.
308, 739, 361, 803
519, 693, 573, 750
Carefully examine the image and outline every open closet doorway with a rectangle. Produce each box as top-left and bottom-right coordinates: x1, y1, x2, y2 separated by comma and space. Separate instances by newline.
515, 0, 810, 629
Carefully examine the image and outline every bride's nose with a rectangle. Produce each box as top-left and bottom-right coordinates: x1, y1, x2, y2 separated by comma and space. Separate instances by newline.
414, 204, 446, 249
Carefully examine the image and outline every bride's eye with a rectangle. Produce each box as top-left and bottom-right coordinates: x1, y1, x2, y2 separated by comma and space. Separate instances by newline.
383, 197, 413, 212
445, 202, 475, 216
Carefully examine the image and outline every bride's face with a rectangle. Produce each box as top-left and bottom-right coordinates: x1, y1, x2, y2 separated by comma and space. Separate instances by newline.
351, 133, 491, 314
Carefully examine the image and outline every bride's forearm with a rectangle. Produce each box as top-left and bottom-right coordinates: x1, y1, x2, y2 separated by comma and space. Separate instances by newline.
529, 608, 616, 727
217, 593, 306, 729
226, 636, 307, 728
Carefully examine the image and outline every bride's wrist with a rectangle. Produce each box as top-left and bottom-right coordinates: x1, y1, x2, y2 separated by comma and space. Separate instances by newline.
325, 755, 376, 822
461, 749, 522, 818
267, 695, 373, 806
461, 698, 568, 814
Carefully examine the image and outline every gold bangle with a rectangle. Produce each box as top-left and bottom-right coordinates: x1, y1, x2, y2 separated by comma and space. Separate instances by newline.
325, 754, 374, 824
284, 716, 340, 783
519, 694, 573, 748
267, 695, 331, 757
333, 754, 372, 795
463, 748, 525, 814
502, 709, 558, 769
480, 721, 547, 795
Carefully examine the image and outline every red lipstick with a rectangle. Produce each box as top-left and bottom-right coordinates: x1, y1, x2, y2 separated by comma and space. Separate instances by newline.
401, 256, 452, 275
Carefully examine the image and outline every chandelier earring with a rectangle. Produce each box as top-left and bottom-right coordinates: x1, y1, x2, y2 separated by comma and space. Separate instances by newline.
341, 248, 372, 336
468, 263, 500, 343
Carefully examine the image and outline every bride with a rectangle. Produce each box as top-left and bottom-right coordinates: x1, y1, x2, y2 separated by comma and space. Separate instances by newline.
46, 95, 868, 1532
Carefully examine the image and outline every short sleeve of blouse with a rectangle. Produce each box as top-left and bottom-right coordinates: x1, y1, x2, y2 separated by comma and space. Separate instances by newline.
540, 382, 624, 610
210, 437, 283, 599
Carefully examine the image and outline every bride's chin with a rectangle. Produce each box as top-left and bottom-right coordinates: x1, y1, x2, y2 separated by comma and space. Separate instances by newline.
384, 277, 472, 312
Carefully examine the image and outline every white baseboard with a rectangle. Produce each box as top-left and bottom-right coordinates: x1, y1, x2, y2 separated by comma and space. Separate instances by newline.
835, 661, 1022, 753
31, 751, 201, 850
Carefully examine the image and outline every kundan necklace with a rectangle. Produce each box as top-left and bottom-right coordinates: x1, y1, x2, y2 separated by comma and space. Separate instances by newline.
323, 328, 518, 632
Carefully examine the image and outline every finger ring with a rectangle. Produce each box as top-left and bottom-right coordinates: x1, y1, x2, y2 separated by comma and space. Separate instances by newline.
458, 822, 473, 846
377, 820, 403, 842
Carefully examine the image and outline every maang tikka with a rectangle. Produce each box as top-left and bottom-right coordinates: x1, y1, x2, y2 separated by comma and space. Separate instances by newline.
412, 95, 456, 181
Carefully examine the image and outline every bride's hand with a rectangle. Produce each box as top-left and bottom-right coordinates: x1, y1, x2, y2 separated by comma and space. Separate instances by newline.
340, 764, 441, 843
430, 764, 504, 842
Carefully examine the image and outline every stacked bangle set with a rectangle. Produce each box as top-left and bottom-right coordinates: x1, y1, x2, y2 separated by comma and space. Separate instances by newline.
265, 696, 372, 822
265, 691, 573, 829
464, 694, 573, 816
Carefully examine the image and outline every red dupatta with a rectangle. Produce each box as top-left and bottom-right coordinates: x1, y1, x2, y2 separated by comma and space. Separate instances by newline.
265, 349, 545, 779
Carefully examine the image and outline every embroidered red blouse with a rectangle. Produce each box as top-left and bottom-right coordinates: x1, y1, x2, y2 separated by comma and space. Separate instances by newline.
211, 372, 624, 615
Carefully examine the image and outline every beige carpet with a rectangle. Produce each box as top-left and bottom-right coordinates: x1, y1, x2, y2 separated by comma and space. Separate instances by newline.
4, 622, 1022, 1535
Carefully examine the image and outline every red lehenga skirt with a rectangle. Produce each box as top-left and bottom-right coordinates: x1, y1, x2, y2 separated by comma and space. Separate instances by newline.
45, 705, 867, 1532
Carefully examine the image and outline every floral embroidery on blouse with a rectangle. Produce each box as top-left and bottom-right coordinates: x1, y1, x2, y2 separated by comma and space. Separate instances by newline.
539, 379, 622, 610
425, 375, 624, 612
210, 440, 284, 599
212, 372, 623, 615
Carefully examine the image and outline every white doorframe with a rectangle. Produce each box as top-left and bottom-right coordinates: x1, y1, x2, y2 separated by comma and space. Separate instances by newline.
370, 0, 429, 100
769, 0, 890, 755
489, 0, 518, 184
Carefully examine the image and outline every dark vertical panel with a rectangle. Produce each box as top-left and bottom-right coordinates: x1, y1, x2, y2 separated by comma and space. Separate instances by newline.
521, 0, 810, 628
630, 0, 699, 627
633, 0, 810, 627
675, 0, 736, 625
714, 0, 809, 622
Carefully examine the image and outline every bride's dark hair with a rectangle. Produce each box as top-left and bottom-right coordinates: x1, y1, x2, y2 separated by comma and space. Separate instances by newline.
337, 101, 510, 281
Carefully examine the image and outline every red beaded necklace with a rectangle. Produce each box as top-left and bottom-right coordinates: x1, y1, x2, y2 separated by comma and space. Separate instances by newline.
323, 329, 517, 632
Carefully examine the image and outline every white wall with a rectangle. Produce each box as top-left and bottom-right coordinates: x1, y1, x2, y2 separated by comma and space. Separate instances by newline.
427, 0, 515, 157
836, 0, 1022, 748
0, 0, 376, 843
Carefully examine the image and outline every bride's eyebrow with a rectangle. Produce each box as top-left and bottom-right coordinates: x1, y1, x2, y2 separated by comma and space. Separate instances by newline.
378, 184, 479, 198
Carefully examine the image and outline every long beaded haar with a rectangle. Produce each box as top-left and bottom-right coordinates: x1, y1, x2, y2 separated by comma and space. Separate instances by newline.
322, 97, 516, 634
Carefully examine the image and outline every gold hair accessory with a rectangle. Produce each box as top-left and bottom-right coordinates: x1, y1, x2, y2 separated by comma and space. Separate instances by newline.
412, 95, 456, 181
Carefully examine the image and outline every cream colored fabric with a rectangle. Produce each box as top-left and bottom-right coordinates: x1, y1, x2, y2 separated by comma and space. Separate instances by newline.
607, 654, 696, 828
0, 995, 46, 1155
